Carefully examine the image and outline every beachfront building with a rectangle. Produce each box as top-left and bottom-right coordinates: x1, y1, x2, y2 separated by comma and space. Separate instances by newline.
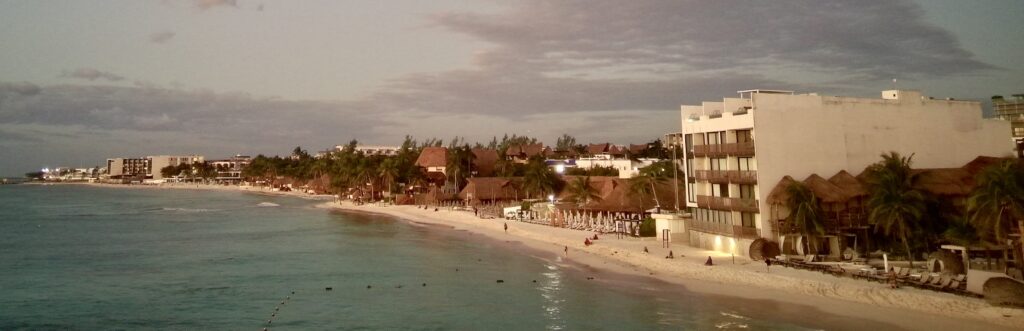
149, 155, 205, 180
209, 155, 251, 183
681, 89, 1014, 257
107, 157, 150, 179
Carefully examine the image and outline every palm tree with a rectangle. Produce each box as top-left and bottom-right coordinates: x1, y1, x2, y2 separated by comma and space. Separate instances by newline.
784, 181, 826, 255
866, 152, 926, 267
628, 175, 653, 214
567, 176, 602, 209
523, 156, 558, 199
446, 145, 476, 191
967, 159, 1024, 262
378, 158, 400, 199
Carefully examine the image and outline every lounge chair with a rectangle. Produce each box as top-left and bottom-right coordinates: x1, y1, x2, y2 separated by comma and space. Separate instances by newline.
911, 274, 932, 288
928, 275, 952, 291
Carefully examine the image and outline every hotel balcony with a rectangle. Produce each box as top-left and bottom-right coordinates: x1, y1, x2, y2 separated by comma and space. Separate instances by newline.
696, 195, 760, 213
693, 170, 729, 184
691, 142, 755, 158
694, 170, 757, 184
726, 170, 757, 184
685, 218, 761, 239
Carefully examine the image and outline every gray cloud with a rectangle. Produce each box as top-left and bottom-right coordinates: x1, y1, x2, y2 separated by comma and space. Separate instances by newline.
60, 68, 125, 82
149, 31, 176, 43
355, 0, 991, 119
195, 0, 238, 10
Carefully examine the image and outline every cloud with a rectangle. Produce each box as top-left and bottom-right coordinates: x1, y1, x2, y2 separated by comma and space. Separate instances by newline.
352, 0, 992, 120
195, 0, 238, 10
149, 31, 176, 43
60, 68, 124, 82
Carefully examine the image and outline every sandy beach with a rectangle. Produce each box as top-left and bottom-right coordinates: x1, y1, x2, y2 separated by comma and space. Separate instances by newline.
42, 182, 1022, 330
317, 201, 1024, 331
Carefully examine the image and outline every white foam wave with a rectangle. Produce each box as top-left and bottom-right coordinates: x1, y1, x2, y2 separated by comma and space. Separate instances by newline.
257, 202, 280, 207
161, 207, 213, 213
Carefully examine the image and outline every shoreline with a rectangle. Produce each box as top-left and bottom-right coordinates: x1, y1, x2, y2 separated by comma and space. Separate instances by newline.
320, 202, 1023, 330
27, 182, 1023, 330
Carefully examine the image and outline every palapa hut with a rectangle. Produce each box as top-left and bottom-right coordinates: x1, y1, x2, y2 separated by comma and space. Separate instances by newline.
458, 177, 522, 205
415, 147, 448, 186
504, 143, 547, 163
767, 173, 872, 259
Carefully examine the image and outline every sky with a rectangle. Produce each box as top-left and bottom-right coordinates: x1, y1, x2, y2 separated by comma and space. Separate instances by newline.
1, 0, 1023, 176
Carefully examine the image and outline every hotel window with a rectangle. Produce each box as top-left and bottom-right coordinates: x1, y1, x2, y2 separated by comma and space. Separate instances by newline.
710, 158, 726, 171
741, 212, 755, 228
706, 131, 726, 145
737, 157, 753, 171
738, 184, 755, 199
736, 129, 753, 143
684, 134, 693, 153
712, 183, 728, 197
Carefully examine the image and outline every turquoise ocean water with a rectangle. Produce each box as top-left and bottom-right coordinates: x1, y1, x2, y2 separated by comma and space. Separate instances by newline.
0, 185, 885, 330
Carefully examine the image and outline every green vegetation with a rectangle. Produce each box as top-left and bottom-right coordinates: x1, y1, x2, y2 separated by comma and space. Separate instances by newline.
565, 165, 617, 176
784, 181, 825, 254
865, 152, 927, 267
639, 217, 656, 237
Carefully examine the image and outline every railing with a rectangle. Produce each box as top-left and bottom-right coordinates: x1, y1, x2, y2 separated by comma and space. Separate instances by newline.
694, 170, 729, 183
692, 144, 725, 157
727, 197, 759, 212
696, 195, 728, 210
726, 170, 757, 184
696, 195, 760, 213
691, 142, 755, 157
685, 218, 761, 239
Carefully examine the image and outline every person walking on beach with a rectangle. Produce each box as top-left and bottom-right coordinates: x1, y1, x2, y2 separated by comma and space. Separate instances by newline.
503, 222, 508, 233
765, 258, 771, 273
564, 246, 568, 256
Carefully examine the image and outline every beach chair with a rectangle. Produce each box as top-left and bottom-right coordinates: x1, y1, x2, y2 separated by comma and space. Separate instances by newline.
928, 275, 952, 291
911, 274, 931, 288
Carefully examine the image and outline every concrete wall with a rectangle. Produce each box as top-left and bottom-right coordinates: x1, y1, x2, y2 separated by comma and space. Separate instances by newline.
752, 91, 1014, 238
687, 230, 754, 257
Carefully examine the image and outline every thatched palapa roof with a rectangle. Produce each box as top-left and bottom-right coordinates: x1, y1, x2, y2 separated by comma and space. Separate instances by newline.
802, 174, 847, 203
471, 148, 499, 176
827, 170, 867, 200
415, 147, 448, 168
766, 176, 798, 205
458, 177, 521, 202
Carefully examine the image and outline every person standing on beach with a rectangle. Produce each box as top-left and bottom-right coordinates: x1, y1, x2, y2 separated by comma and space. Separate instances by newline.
504, 222, 508, 233
765, 258, 771, 273
564, 246, 568, 256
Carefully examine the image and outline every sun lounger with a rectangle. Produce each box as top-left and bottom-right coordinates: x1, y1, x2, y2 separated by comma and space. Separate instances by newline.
911, 274, 931, 288
928, 275, 952, 291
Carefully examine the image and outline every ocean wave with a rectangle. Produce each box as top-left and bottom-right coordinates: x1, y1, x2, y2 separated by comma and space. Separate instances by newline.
257, 202, 280, 207
161, 207, 216, 213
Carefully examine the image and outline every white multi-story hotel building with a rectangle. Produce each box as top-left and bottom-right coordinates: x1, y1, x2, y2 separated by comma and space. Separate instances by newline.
680, 89, 1014, 256
149, 155, 205, 180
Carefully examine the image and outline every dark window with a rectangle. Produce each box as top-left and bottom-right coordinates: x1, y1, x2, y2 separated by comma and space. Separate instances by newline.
741, 212, 755, 228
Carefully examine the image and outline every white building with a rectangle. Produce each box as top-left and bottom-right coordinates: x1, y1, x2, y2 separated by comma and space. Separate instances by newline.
575, 158, 660, 178
149, 155, 205, 180
680, 89, 1014, 256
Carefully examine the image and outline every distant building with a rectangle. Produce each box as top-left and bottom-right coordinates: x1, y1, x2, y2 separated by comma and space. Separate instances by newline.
663, 132, 683, 148
680, 89, 1013, 256
209, 155, 251, 182
993, 94, 1024, 144
504, 143, 548, 163
107, 158, 150, 179
149, 155, 205, 180
415, 147, 448, 186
